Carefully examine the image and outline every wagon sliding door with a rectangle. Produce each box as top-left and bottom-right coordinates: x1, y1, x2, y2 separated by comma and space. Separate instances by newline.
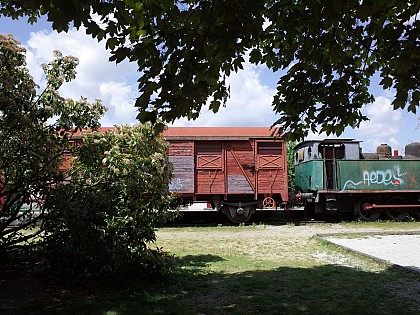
224, 141, 256, 195
196, 142, 225, 194
256, 141, 288, 202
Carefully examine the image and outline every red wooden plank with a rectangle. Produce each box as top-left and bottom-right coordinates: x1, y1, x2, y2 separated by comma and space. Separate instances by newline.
196, 170, 225, 193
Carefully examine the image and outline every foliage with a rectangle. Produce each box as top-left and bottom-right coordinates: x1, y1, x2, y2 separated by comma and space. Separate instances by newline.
0, 34, 106, 253
41, 124, 177, 281
1, 0, 418, 139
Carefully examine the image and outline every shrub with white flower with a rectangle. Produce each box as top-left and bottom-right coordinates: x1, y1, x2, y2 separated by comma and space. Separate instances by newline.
42, 124, 177, 281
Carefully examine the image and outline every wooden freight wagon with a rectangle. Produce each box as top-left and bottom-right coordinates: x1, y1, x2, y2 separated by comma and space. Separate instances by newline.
164, 127, 288, 223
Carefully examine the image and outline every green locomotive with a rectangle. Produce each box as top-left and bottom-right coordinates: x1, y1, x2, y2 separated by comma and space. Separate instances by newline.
294, 139, 420, 221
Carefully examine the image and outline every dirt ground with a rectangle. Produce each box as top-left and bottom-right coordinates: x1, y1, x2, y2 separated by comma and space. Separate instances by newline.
157, 222, 420, 239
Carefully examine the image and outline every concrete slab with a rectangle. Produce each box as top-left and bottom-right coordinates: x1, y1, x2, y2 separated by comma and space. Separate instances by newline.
323, 234, 420, 273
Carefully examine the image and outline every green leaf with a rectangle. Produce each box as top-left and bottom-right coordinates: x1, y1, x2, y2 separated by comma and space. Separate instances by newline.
137, 111, 157, 124
106, 37, 119, 50
380, 76, 393, 89
249, 49, 262, 64
209, 100, 220, 113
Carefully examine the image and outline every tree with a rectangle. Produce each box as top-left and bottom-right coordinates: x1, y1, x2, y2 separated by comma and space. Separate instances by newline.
0, 34, 106, 253
41, 124, 176, 280
1, 0, 418, 139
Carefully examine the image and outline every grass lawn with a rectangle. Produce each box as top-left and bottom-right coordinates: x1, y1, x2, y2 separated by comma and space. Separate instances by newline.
1, 222, 420, 314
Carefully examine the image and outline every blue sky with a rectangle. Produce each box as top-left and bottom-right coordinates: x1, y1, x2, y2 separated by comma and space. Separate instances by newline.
1, 16, 418, 154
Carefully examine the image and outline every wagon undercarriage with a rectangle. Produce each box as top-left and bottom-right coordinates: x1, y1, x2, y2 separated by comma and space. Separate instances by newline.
217, 201, 257, 224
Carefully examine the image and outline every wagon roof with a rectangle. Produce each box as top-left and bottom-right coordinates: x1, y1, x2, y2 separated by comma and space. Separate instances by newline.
69, 126, 283, 140
163, 127, 283, 140
68, 127, 116, 139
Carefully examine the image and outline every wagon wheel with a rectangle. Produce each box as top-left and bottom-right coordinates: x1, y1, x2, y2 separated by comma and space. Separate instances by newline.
225, 206, 254, 224
384, 196, 408, 221
262, 197, 276, 209
355, 196, 382, 221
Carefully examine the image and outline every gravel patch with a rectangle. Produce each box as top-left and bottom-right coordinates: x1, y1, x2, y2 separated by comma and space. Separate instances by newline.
324, 234, 420, 273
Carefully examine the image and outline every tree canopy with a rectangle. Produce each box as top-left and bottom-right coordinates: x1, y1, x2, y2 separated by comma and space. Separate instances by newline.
1, 0, 418, 138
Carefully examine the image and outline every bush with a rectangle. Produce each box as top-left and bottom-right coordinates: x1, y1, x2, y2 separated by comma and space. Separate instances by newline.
41, 124, 178, 282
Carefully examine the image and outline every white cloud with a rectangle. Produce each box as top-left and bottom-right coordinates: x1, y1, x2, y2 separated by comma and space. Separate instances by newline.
23, 28, 139, 126
172, 62, 277, 127
99, 82, 138, 126
355, 96, 403, 152
24, 28, 279, 129
305, 130, 328, 141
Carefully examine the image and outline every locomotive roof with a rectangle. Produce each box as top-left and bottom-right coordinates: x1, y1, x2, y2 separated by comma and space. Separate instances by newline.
163, 127, 283, 140
294, 139, 360, 149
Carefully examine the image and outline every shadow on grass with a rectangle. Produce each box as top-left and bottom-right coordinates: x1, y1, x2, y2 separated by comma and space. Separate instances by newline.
180, 254, 226, 268
1, 254, 419, 315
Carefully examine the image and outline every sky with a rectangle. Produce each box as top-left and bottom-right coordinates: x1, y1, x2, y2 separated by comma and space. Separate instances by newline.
1, 16, 418, 154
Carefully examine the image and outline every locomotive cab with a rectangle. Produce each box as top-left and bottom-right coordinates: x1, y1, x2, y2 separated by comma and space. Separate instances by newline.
294, 139, 360, 192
